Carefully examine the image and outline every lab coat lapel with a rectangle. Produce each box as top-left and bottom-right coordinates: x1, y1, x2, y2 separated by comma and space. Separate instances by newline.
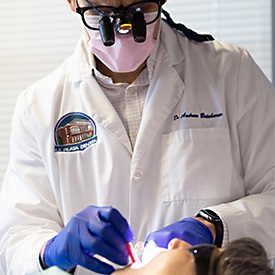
132, 42, 185, 168
80, 76, 133, 154
68, 37, 133, 154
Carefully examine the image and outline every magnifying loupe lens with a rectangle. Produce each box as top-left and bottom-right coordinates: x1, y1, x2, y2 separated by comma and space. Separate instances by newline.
99, 16, 115, 46
132, 11, 146, 43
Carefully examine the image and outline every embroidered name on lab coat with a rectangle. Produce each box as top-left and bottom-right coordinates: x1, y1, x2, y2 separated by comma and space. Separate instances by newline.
173, 112, 223, 121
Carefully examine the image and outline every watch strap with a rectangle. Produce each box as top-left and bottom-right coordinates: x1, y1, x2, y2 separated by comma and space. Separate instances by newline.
196, 209, 224, 247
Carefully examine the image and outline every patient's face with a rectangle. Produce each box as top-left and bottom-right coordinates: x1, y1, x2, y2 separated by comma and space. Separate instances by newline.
113, 239, 197, 275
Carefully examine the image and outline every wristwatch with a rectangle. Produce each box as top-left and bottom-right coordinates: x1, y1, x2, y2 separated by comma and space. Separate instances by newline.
196, 209, 224, 247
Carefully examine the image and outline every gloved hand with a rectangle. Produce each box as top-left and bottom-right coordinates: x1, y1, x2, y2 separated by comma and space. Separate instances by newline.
144, 217, 214, 249
43, 206, 134, 274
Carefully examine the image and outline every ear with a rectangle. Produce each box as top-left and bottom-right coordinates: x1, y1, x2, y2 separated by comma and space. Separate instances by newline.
67, 0, 77, 12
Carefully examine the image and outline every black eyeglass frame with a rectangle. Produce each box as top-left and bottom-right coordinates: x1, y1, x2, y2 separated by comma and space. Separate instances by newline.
76, 0, 163, 30
188, 244, 217, 275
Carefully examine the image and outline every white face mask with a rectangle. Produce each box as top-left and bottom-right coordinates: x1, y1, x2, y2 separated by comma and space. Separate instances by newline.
85, 13, 159, 73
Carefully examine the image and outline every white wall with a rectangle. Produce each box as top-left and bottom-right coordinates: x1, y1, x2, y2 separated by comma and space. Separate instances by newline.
164, 0, 272, 80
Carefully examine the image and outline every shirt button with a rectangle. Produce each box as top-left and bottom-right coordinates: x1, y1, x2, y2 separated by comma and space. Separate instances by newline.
133, 169, 143, 181
133, 130, 138, 139
135, 241, 145, 255
127, 87, 136, 94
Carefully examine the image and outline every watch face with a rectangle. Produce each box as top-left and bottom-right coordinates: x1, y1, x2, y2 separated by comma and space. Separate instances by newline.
201, 210, 220, 221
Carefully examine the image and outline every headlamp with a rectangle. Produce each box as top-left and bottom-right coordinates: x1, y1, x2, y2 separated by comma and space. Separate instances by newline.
99, 10, 146, 46
116, 15, 133, 35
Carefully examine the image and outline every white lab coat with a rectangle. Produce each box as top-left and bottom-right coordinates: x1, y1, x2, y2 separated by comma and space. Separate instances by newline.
0, 21, 274, 275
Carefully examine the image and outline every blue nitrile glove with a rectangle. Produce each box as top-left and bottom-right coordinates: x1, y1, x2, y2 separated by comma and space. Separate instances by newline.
43, 206, 134, 274
144, 217, 214, 249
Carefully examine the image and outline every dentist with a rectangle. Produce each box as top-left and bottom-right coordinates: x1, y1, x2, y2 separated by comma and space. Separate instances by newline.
0, 0, 274, 274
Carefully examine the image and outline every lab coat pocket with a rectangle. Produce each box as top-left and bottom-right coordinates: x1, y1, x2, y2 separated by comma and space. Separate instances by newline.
161, 128, 232, 201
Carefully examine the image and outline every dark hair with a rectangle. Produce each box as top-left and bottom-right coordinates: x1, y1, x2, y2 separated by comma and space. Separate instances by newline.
214, 238, 273, 275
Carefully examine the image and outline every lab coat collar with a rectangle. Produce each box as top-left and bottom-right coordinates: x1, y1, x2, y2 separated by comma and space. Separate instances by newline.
160, 20, 186, 68
67, 36, 96, 83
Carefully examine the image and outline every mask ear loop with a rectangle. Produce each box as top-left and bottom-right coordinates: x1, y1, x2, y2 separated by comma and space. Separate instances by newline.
99, 16, 115, 46
132, 11, 146, 43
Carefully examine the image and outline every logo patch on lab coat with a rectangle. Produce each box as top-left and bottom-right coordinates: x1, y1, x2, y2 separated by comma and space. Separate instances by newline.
54, 112, 97, 152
